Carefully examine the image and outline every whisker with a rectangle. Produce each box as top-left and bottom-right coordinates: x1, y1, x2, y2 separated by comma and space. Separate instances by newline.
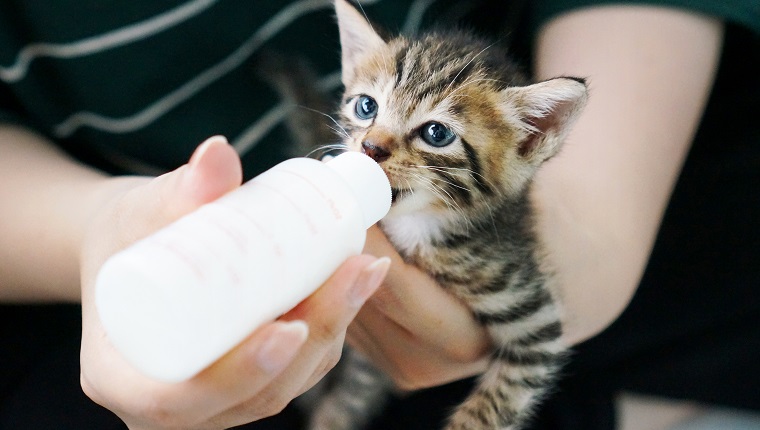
353, 1, 377, 36
445, 42, 497, 92
295, 105, 350, 139
401, 176, 414, 202
439, 76, 504, 108
410, 173, 453, 210
305, 143, 349, 159
327, 125, 350, 139
409, 172, 469, 226
428, 175, 470, 192
443, 78, 505, 103
414, 164, 495, 191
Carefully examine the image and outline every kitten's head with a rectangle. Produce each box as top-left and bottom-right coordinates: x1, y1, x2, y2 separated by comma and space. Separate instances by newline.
335, 0, 587, 221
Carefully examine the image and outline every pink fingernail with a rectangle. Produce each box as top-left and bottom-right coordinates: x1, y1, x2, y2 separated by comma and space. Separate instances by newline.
256, 321, 309, 374
188, 135, 229, 170
349, 257, 391, 307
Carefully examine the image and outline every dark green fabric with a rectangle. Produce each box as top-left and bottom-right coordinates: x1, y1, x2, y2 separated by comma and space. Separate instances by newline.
1, 0, 757, 176
0, 1, 417, 177
530, 0, 760, 35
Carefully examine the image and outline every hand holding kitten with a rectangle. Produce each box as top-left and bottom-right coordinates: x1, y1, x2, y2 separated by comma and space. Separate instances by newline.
347, 227, 492, 391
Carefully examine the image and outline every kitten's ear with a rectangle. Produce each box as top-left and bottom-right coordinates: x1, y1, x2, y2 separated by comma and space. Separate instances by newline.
503, 77, 588, 164
335, 0, 386, 85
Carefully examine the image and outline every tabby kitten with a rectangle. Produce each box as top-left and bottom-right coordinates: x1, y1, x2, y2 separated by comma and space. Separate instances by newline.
310, 1, 588, 429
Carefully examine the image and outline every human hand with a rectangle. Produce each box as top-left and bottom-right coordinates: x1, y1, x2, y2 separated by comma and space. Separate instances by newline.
79, 136, 390, 429
346, 227, 491, 391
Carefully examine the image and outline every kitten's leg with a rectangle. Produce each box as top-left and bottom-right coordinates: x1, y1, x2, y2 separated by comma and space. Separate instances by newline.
445, 322, 566, 430
309, 349, 393, 430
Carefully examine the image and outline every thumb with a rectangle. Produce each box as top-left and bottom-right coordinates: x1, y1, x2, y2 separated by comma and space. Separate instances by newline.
79, 136, 242, 302
155, 135, 243, 221
103, 135, 243, 253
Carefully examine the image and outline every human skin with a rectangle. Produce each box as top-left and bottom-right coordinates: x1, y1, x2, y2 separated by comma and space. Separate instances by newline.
0, 133, 390, 429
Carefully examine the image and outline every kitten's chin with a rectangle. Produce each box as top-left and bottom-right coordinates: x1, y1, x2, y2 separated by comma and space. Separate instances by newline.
390, 188, 401, 203
386, 187, 437, 217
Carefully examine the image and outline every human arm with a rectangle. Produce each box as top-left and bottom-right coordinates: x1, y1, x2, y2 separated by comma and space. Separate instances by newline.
0, 129, 389, 428
532, 5, 722, 344
346, 5, 723, 388
0, 125, 114, 301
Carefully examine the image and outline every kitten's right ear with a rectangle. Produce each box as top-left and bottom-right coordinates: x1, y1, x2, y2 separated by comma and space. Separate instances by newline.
335, 0, 386, 85
503, 77, 588, 164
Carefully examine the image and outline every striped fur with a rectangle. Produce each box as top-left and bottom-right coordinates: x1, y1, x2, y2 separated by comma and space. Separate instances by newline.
309, 1, 589, 429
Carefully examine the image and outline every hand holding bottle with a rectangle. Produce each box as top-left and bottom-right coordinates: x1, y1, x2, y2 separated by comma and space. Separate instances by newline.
79, 136, 390, 429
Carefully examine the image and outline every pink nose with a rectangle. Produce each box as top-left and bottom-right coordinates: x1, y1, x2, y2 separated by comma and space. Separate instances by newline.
361, 140, 391, 162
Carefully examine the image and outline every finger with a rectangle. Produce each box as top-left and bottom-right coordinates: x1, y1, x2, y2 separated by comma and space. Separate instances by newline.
182, 320, 310, 419
286, 256, 391, 388
347, 303, 489, 390
171, 134, 242, 214
83, 319, 308, 429
79, 136, 242, 302
134, 135, 242, 229
361, 227, 489, 359
92, 135, 241, 262
210, 256, 390, 426
276, 255, 390, 393
283, 255, 390, 335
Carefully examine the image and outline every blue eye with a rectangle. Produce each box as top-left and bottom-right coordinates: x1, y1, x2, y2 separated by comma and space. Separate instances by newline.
354, 95, 378, 120
420, 122, 456, 147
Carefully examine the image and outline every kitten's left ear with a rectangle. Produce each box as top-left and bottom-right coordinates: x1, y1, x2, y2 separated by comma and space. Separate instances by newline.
335, 0, 386, 85
503, 77, 588, 164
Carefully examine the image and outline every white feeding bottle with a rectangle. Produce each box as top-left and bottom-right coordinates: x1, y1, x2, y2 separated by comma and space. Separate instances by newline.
95, 151, 391, 382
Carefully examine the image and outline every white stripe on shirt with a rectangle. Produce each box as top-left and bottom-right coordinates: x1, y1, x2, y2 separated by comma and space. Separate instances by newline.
0, 0, 218, 83
52, 0, 335, 138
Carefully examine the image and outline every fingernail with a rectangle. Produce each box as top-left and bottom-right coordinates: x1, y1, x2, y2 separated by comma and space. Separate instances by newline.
188, 135, 229, 171
349, 257, 391, 307
256, 320, 309, 374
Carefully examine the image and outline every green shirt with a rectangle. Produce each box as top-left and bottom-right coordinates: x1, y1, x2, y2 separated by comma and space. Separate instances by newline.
2, 0, 756, 178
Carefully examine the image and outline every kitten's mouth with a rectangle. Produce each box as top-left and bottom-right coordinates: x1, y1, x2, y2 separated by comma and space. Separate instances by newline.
391, 188, 400, 203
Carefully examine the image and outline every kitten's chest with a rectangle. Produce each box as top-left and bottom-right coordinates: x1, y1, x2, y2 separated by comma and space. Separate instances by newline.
379, 212, 486, 297
380, 208, 523, 299
379, 213, 447, 264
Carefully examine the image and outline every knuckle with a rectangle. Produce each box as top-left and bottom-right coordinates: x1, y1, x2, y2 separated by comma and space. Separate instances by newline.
391, 372, 427, 391
251, 392, 292, 419
366, 286, 404, 315
326, 348, 343, 370
80, 374, 105, 406
310, 316, 347, 346
130, 393, 194, 429
79, 375, 193, 429
317, 347, 344, 379
386, 363, 428, 391
386, 359, 450, 392
444, 342, 488, 363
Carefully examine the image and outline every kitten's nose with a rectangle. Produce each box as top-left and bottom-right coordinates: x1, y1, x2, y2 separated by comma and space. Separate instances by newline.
361, 132, 393, 163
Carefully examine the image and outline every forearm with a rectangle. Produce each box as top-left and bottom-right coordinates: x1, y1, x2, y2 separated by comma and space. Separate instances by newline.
0, 125, 141, 301
531, 6, 723, 344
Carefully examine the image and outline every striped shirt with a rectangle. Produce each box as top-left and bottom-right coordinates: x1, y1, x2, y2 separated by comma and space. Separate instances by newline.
0, 0, 437, 177
0, 0, 757, 178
